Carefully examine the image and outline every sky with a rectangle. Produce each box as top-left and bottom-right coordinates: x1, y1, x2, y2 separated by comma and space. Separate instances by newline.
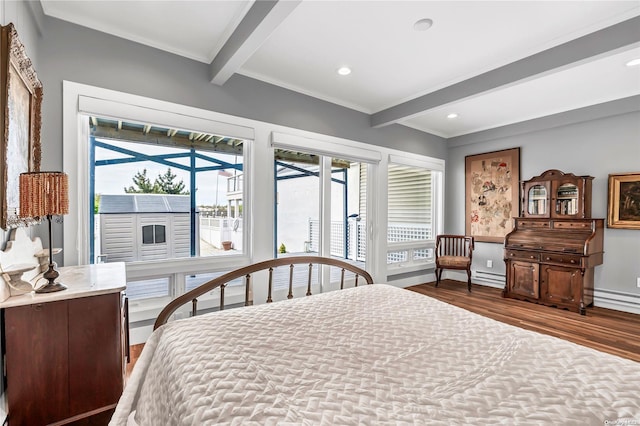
94, 139, 242, 206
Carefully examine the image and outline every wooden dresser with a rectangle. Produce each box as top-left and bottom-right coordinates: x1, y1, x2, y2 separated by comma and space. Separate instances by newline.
0, 262, 128, 425
503, 170, 604, 314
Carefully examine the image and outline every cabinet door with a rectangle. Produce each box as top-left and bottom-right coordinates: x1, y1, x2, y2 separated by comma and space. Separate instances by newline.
540, 264, 582, 305
522, 181, 550, 218
68, 292, 124, 417
508, 260, 539, 298
551, 178, 584, 218
5, 301, 70, 425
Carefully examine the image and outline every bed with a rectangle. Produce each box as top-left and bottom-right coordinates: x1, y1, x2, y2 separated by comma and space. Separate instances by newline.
110, 257, 640, 425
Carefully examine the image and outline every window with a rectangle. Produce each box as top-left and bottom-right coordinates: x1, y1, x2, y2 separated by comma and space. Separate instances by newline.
386, 158, 442, 273
142, 225, 166, 244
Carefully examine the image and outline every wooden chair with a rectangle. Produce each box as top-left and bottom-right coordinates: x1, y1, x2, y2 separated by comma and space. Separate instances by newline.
435, 235, 474, 291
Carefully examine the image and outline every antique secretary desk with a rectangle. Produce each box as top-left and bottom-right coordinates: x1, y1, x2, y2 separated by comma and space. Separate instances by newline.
503, 169, 604, 315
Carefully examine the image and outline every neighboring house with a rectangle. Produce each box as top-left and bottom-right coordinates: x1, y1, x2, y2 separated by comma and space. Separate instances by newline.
97, 194, 198, 262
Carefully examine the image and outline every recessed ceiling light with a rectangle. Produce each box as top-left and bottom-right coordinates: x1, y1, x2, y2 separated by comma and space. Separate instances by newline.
414, 18, 434, 31
626, 58, 640, 67
447, 113, 458, 119
337, 66, 352, 76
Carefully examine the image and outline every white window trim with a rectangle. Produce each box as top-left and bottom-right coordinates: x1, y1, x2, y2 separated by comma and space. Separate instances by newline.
63, 81, 253, 276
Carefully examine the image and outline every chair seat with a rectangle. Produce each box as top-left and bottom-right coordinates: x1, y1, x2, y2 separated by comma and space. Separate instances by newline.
437, 255, 471, 268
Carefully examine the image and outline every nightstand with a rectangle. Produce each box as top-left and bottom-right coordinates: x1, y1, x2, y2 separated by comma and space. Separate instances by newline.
0, 262, 128, 425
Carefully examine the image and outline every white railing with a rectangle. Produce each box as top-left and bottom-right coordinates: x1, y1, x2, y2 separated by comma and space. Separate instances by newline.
309, 220, 431, 263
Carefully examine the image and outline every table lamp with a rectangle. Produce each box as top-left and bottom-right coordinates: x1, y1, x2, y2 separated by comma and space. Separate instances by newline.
19, 171, 69, 293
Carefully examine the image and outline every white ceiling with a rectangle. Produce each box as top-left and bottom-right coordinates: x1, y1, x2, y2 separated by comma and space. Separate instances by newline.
40, 0, 640, 138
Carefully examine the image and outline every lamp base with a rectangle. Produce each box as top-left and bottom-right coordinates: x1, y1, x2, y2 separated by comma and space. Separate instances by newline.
35, 281, 67, 293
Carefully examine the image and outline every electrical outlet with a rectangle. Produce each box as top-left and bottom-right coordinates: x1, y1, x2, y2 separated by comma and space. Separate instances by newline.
487, 260, 493, 268
637, 277, 640, 288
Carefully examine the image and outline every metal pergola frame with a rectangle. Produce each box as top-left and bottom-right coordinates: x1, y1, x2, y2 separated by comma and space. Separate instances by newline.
90, 136, 242, 262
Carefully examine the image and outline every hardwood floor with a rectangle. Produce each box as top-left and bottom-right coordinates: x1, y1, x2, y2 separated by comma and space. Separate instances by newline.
126, 344, 145, 378
408, 279, 640, 363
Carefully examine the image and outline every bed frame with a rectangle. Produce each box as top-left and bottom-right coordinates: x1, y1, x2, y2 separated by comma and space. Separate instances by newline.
154, 256, 373, 330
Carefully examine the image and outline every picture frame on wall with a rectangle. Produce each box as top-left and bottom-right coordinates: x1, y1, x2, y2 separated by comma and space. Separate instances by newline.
0, 23, 43, 230
607, 172, 640, 230
465, 148, 520, 243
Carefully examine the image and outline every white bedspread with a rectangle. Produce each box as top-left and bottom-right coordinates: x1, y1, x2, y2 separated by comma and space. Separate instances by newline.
111, 284, 640, 425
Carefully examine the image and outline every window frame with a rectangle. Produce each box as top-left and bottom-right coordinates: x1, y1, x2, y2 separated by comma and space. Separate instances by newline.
385, 154, 444, 276
141, 224, 166, 245
63, 82, 255, 278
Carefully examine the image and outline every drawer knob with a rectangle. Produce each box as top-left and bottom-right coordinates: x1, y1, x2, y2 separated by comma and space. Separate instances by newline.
530, 255, 535, 259
570, 259, 576, 264
545, 257, 550, 261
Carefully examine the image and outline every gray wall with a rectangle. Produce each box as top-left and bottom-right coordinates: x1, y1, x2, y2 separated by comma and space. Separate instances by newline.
447, 111, 640, 295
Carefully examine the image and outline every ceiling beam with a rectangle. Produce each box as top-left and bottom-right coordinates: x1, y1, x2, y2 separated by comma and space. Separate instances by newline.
371, 16, 640, 128
91, 126, 243, 155
209, 0, 301, 85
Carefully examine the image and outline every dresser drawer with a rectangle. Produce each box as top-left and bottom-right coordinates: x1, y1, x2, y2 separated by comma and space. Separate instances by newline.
505, 250, 540, 261
553, 221, 592, 230
541, 253, 582, 266
516, 219, 550, 229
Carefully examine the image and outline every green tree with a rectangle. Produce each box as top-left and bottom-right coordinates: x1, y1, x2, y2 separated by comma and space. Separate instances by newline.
156, 168, 188, 194
124, 169, 158, 193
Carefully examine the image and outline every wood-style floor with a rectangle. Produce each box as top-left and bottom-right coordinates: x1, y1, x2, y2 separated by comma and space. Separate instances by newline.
408, 279, 640, 363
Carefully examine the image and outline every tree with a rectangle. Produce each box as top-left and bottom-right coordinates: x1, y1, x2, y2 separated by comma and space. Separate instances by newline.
124, 169, 157, 193
156, 168, 187, 194
124, 168, 189, 194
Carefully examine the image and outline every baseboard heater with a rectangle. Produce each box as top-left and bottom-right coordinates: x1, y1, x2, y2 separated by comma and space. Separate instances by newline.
472, 270, 505, 287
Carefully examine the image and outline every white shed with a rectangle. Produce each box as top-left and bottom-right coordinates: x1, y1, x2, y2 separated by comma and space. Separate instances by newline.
97, 194, 199, 262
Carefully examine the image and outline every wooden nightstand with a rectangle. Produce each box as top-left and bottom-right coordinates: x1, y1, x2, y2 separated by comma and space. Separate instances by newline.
0, 262, 128, 425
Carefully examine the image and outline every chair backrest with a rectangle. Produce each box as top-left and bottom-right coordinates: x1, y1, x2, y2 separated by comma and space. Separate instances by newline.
435, 235, 474, 259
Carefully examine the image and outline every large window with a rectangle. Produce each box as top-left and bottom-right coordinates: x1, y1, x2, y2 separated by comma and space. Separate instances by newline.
91, 117, 246, 265
386, 160, 440, 272
88, 116, 249, 312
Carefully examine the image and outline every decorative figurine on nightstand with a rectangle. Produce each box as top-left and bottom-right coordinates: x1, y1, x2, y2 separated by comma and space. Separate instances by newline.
1, 264, 36, 295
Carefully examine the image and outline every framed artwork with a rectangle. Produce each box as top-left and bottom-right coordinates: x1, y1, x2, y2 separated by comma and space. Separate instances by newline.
0, 23, 42, 230
607, 172, 640, 230
465, 148, 520, 243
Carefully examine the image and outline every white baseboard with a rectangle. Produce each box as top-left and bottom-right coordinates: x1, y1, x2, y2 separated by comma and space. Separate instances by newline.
446, 270, 505, 289
593, 289, 640, 315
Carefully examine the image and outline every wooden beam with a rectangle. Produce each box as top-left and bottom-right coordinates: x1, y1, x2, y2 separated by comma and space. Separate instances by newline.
274, 150, 350, 168
91, 126, 243, 155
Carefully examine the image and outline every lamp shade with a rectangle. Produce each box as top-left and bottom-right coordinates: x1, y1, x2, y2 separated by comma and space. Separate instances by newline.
19, 172, 69, 218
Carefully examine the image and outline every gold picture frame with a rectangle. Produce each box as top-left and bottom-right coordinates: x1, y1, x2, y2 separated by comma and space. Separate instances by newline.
607, 172, 640, 230
465, 148, 520, 243
0, 23, 42, 230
